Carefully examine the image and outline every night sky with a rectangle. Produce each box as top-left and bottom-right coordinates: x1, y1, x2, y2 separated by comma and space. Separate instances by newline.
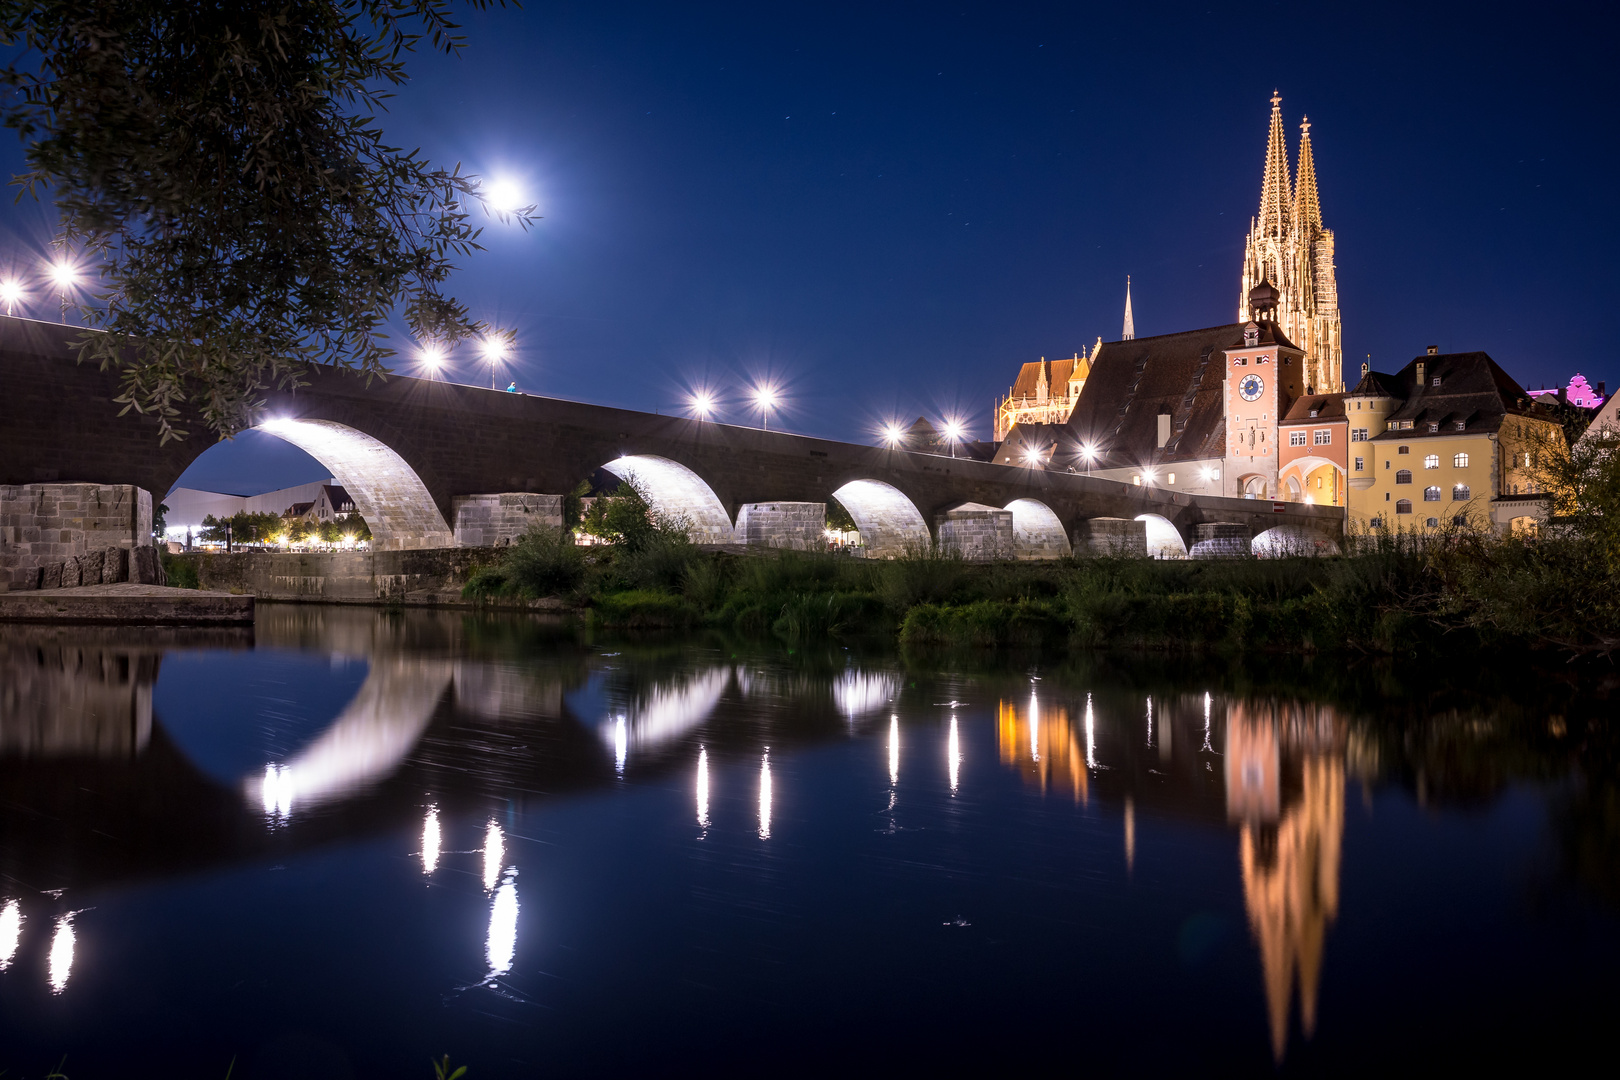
3, 1, 1615, 493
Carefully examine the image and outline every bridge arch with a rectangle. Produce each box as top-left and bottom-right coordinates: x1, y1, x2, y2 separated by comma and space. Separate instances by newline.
831, 480, 929, 558
602, 455, 733, 542
256, 418, 452, 549
1004, 499, 1071, 559
1251, 525, 1340, 557
1135, 513, 1189, 558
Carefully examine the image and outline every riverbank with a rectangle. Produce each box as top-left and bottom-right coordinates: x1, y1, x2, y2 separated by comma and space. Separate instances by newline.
0, 582, 253, 624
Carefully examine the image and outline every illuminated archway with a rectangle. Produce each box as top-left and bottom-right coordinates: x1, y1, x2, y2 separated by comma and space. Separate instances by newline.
1251, 526, 1339, 557
1004, 499, 1071, 559
1240, 474, 1269, 499
830, 480, 930, 558
256, 418, 452, 549
602, 455, 733, 542
1135, 514, 1188, 558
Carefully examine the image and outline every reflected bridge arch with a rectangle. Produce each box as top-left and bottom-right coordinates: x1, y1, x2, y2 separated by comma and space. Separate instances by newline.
256, 418, 453, 549
602, 455, 734, 543
830, 480, 930, 558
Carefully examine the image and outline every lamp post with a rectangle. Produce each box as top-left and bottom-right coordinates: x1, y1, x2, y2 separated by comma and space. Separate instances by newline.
481, 335, 507, 389
0, 279, 20, 316
881, 421, 905, 449
691, 391, 714, 421
1080, 443, 1096, 477
942, 419, 964, 459
49, 261, 77, 323
755, 386, 777, 431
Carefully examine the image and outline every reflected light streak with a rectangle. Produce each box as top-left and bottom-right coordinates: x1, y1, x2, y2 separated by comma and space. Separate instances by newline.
261, 763, 291, 820
1146, 696, 1154, 748
696, 748, 710, 831
888, 715, 900, 786
0, 900, 19, 969
758, 750, 772, 839
422, 807, 441, 874
483, 821, 505, 892
614, 716, 628, 774
48, 916, 73, 994
948, 717, 961, 795
834, 670, 899, 721
1203, 691, 1215, 753
1029, 691, 1040, 763
1085, 693, 1097, 770
486, 878, 518, 981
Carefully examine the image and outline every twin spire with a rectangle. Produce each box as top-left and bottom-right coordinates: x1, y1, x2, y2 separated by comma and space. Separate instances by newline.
1256, 90, 1323, 240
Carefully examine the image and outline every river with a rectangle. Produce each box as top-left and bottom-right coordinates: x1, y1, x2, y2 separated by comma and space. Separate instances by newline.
1, 605, 1616, 1076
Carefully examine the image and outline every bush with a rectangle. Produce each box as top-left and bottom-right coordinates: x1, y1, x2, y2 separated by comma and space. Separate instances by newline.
462, 525, 584, 599
594, 589, 696, 628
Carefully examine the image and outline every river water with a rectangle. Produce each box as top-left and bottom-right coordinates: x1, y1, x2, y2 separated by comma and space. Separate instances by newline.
1, 606, 1616, 1077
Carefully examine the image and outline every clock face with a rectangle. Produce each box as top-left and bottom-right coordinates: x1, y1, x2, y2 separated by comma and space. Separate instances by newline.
1238, 373, 1265, 402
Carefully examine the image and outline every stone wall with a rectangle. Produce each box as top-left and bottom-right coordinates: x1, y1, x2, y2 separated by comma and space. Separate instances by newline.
1073, 517, 1148, 556
0, 483, 161, 590
1189, 521, 1253, 559
0, 632, 157, 756
170, 546, 499, 601
734, 501, 825, 550
936, 503, 1014, 561
451, 493, 564, 547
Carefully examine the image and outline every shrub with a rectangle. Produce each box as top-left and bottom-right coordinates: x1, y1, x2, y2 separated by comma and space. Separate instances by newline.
594, 589, 696, 628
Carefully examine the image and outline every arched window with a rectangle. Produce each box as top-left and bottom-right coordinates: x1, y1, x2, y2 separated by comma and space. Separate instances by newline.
1453, 452, 1469, 468
1395, 469, 1412, 484
1424, 486, 1441, 501
1453, 484, 1470, 501
1397, 445, 1410, 455
1424, 454, 1439, 469
1396, 499, 1412, 514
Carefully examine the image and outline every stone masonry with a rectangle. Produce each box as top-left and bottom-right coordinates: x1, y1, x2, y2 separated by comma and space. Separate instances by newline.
1073, 517, 1149, 556
451, 493, 564, 548
733, 502, 825, 550
0, 484, 161, 590
936, 503, 1015, 562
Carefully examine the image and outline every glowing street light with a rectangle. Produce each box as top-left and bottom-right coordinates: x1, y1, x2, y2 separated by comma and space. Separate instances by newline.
941, 418, 965, 458
881, 420, 906, 448
0, 279, 21, 316
754, 385, 778, 431
1023, 447, 1044, 468
1079, 442, 1097, 476
690, 391, 715, 421
48, 260, 78, 323
480, 335, 508, 390
419, 343, 446, 376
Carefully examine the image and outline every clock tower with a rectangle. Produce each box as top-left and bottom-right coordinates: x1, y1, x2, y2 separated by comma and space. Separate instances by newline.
1222, 280, 1306, 499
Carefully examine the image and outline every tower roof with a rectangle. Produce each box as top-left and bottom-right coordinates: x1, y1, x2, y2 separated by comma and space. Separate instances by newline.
1294, 116, 1322, 235
1123, 276, 1135, 340
1256, 92, 1292, 239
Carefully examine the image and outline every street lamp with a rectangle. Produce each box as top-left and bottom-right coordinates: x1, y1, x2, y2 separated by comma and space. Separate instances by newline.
0, 279, 21, 316
754, 385, 778, 430
881, 421, 906, 448
942, 418, 964, 458
690, 391, 715, 421
1023, 447, 1044, 468
49, 260, 77, 323
1079, 442, 1097, 476
420, 344, 446, 377
480, 335, 507, 389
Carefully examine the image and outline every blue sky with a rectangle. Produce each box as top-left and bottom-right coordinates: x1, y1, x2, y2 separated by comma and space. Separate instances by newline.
3, 0, 1614, 493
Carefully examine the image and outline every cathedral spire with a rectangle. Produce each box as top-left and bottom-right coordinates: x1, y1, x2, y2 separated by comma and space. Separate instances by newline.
1294, 116, 1322, 235
1256, 91, 1292, 240
1122, 276, 1135, 340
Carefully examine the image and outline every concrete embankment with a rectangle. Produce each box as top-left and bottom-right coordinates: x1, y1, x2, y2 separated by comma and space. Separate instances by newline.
0, 583, 253, 625
165, 547, 505, 606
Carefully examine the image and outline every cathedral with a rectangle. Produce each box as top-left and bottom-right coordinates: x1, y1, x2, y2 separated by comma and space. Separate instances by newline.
1239, 94, 1343, 395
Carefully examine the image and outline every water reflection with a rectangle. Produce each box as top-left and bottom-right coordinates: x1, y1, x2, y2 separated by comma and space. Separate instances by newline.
0, 899, 19, 969
758, 750, 772, 840
48, 915, 74, 994
599, 666, 729, 771
888, 716, 900, 787
483, 822, 505, 892
486, 878, 518, 983
422, 807, 441, 875
997, 694, 1088, 802
696, 748, 710, 832
833, 670, 898, 721
948, 716, 960, 795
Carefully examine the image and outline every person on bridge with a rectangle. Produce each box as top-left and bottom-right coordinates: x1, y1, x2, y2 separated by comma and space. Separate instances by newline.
505, 382, 518, 393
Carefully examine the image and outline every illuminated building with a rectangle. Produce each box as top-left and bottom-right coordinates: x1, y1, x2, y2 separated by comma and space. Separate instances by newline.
994, 351, 1093, 441
995, 696, 1089, 804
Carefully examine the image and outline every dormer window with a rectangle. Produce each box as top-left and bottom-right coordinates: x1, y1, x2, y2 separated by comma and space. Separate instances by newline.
1428, 422, 1439, 432
1309, 408, 1320, 417
1454, 420, 1466, 431
1432, 376, 1442, 386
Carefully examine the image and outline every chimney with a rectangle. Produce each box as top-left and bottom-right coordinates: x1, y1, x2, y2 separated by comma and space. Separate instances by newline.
1416, 361, 1426, 386
1426, 345, 1438, 355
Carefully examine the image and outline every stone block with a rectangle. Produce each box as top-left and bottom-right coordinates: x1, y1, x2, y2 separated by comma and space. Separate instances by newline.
1074, 517, 1148, 557
452, 493, 564, 548
1189, 521, 1252, 559
80, 552, 103, 586
131, 545, 159, 585
61, 557, 82, 588
735, 502, 825, 550
41, 562, 61, 590
936, 503, 1014, 562
103, 546, 128, 583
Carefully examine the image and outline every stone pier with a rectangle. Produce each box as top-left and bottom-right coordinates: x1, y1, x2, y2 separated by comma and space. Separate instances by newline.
936, 503, 1014, 561
734, 502, 825, 550
0, 483, 162, 591
451, 493, 564, 547
1073, 517, 1148, 557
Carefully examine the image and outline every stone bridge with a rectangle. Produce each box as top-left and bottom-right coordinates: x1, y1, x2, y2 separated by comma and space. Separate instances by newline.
0, 315, 1342, 560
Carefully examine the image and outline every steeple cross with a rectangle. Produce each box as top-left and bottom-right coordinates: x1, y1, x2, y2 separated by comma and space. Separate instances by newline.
1300, 116, 1311, 135
1270, 90, 1281, 108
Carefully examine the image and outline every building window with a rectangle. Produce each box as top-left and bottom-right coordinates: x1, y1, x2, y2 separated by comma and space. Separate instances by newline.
1428, 422, 1440, 432
1167, 473, 1176, 485
1453, 484, 1470, 501
1396, 469, 1412, 484
1397, 445, 1410, 454
1426, 517, 1439, 527
1132, 476, 1141, 486
1432, 376, 1442, 386
1351, 428, 1368, 441
1453, 515, 1468, 527
1424, 454, 1439, 469
1396, 499, 1412, 514
1289, 430, 1307, 446
1314, 429, 1331, 445
1370, 516, 1383, 528
1354, 456, 1365, 471
1385, 492, 1390, 501
1424, 486, 1441, 501
1454, 452, 1469, 467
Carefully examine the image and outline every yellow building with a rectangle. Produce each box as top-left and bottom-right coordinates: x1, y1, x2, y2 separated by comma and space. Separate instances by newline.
1345, 348, 1565, 534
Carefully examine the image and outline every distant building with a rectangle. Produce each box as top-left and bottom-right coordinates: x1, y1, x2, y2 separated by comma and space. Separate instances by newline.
308, 484, 356, 523
993, 352, 1093, 441
1279, 392, 1349, 505
161, 478, 339, 541
1526, 373, 1606, 409
1345, 349, 1566, 534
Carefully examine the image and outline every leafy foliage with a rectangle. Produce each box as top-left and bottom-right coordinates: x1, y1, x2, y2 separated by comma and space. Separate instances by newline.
0, 0, 533, 441
199, 510, 283, 544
